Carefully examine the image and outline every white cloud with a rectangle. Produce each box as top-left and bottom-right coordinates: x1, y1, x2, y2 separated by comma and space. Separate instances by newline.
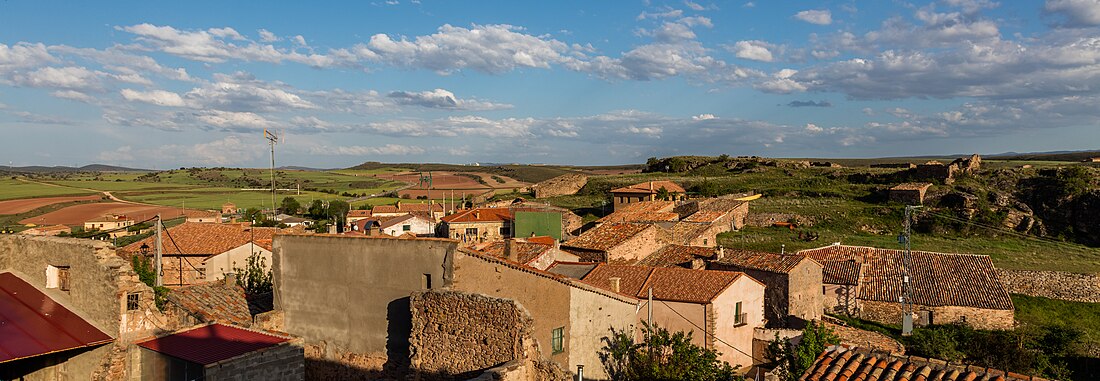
119, 23, 346, 68
387, 88, 512, 110
50, 90, 96, 103
258, 29, 279, 42
795, 10, 833, 25
13, 66, 104, 91
309, 144, 426, 156
356, 24, 574, 74
692, 113, 717, 120
684, 1, 706, 11
805, 123, 823, 133
732, 40, 774, 62
0, 43, 55, 72
755, 69, 807, 93
120, 89, 186, 107
183, 73, 317, 112
1044, 0, 1100, 27
195, 110, 274, 130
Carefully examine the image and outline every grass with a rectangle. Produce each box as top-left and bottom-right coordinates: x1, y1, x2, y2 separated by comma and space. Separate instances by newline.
0, 178, 98, 200
1012, 294, 1100, 356
118, 189, 346, 210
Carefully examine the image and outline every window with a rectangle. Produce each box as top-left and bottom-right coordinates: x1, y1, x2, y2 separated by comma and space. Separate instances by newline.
46, 265, 72, 292
198, 267, 207, 280
499, 226, 510, 236
423, 274, 432, 290
703, 238, 708, 246
465, 227, 478, 236
734, 301, 746, 326
127, 293, 140, 310
551, 327, 564, 354
402, 224, 411, 231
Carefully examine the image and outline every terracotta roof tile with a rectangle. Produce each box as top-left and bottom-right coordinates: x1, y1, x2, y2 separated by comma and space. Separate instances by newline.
167, 282, 252, 327
562, 223, 652, 252
821, 260, 861, 286
798, 245, 1013, 310
800, 346, 1041, 381
611, 180, 686, 194
714, 250, 812, 274
347, 210, 372, 217
477, 241, 553, 265
683, 210, 726, 223
372, 203, 444, 214
119, 222, 280, 256
614, 200, 677, 214
581, 264, 744, 304
598, 211, 679, 224
441, 207, 513, 223
637, 244, 716, 267
670, 222, 711, 243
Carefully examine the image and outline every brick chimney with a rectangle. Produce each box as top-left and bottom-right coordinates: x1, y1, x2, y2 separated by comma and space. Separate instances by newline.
504, 238, 516, 262
609, 277, 621, 293
649, 181, 654, 191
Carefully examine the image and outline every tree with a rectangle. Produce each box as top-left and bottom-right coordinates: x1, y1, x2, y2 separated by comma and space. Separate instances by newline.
600, 323, 742, 381
327, 200, 350, 232
656, 186, 671, 201
765, 320, 839, 381
280, 197, 301, 215
307, 199, 326, 219
234, 252, 273, 295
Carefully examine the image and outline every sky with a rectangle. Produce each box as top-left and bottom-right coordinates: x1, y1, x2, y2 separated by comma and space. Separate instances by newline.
2, 0, 1100, 168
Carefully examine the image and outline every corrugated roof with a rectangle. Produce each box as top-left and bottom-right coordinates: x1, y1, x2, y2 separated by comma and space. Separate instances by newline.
0, 272, 113, 363
136, 323, 290, 365
562, 223, 651, 252
119, 223, 280, 256
714, 250, 812, 274
801, 346, 1042, 381
611, 180, 686, 194
581, 264, 746, 304
799, 245, 1013, 310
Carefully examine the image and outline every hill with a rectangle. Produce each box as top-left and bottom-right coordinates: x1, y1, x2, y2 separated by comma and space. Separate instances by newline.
0, 164, 150, 174
348, 161, 642, 183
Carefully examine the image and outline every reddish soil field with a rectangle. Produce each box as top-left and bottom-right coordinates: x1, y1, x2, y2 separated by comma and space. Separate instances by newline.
19, 203, 196, 226
0, 195, 104, 215
398, 188, 493, 199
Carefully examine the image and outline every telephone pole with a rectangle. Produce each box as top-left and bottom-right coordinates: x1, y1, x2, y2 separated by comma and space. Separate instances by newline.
264, 129, 279, 220
899, 205, 921, 335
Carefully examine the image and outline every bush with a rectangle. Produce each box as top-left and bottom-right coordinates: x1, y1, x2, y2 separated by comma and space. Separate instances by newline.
765, 320, 839, 381
600, 323, 742, 381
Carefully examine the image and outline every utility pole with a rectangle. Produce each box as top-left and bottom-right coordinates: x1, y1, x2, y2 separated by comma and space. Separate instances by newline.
155, 215, 163, 287
264, 129, 279, 220
899, 205, 921, 336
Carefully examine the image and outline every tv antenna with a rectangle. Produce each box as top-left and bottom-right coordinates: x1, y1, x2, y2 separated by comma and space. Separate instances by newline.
264, 129, 279, 220
897, 205, 921, 336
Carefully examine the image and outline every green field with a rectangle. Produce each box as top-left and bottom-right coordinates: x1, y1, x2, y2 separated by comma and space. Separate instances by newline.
119, 189, 347, 210
1013, 294, 1100, 359
0, 179, 97, 200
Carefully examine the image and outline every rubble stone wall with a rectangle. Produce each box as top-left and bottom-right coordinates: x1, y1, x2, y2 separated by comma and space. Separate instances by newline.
997, 269, 1100, 303
858, 300, 1014, 331
203, 340, 305, 381
533, 174, 588, 199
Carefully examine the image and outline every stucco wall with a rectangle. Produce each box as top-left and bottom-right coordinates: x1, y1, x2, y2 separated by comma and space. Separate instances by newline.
823, 284, 859, 315
204, 243, 271, 282
382, 217, 433, 236
642, 300, 707, 349
606, 225, 667, 263
273, 235, 456, 376
711, 277, 765, 370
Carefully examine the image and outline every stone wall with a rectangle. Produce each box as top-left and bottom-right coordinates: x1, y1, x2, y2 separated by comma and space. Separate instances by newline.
203, 339, 305, 381
533, 174, 588, 199
606, 225, 669, 263
745, 213, 812, 228
997, 269, 1100, 303
858, 300, 1014, 331
409, 290, 533, 379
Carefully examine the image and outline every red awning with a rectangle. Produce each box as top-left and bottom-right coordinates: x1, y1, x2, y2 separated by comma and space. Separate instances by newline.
0, 272, 114, 363
136, 323, 290, 365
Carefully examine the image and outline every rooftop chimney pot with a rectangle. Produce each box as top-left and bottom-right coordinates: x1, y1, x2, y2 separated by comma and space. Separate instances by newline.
609, 277, 621, 293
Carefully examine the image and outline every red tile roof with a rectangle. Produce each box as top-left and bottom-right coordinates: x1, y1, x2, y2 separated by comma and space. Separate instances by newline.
0, 272, 113, 363
441, 207, 513, 223
615, 200, 677, 213
347, 210, 372, 218
611, 180, 686, 194
136, 323, 290, 365
581, 264, 749, 304
822, 260, 861, 286
798, 245, 1013, 310
715, 250, 813, 274
801, 346, 1044, 381
119, 223, 279, 256
562, 223, 652, 252
637, 245, 716, 267
598, 211, 680, 224
683, 210, 726, 223
526, 236, 556, 245
477, 241, 554, 265
166, 282, 253, 327
372, 203, 444, 214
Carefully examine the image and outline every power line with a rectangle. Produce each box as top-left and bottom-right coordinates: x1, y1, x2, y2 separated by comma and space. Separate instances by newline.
655, 299, 764, 363
917, 209, 1095, 251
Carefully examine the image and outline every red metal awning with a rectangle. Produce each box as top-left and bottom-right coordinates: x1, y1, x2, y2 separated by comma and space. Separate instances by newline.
0, 272, 114, 363
136, 323, 290, 365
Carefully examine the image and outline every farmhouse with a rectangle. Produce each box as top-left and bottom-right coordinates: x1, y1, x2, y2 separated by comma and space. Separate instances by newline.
798, 244, 1015, 330
83, 214, 135, 238
118, 222, 280, 286
440, 207, 514, 244
610, 180, 686, 211
889, 182, 932, 205
560, 222, 670, 263
576, 263, 766, 370
708, 250, 823, 328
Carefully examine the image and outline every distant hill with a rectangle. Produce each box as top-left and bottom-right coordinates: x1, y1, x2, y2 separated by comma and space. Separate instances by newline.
0, 164, 150, 174
984, 150, 1100, 162
348, 161, 643, 183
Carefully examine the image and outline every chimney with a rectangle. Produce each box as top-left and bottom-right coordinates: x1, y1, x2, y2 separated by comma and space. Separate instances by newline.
474, 210, 481, 219
649, 181, 654, 191
609, 277, 621, 293
718, 246, 725, 260
504, 239, 516, 262
225, 272, 237, 286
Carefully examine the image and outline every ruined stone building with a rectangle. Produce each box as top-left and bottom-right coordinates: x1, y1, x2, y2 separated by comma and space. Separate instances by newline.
798, 244, 1014, 330
560, 222, 670, 263
610, 180, 686, 210
708, 250, 823, 328
888, 182, 933, 205
117, 222, 280, 286
549, 262, 766, 371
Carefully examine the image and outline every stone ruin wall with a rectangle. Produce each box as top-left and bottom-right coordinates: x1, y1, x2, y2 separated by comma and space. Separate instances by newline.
408, 290, 571, 381
533, 174, 588, 198
997, 269, 1100, 303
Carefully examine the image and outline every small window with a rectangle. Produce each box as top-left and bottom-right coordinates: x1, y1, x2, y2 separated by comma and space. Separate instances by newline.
551, 327, 564, 354
423, 274, 432, 290
58, 266, 71, 292
402, 224, 411, 231
734, 301, 746, 326
465, 227, 478, 236
126, 293, 140, 311
703, 238, 708, 246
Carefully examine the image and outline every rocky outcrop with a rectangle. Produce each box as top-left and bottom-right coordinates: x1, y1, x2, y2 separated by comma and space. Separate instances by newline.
532, 174, 588, 198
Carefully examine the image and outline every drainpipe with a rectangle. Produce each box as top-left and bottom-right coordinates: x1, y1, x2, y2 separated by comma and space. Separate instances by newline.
576, 365, 584, 381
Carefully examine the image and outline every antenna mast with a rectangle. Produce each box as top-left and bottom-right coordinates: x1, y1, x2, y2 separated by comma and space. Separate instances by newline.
899, 205, 921, 336
264, 129, 279, 220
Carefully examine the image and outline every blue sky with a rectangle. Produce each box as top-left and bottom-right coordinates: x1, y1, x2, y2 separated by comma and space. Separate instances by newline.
2, 0, 1100, 168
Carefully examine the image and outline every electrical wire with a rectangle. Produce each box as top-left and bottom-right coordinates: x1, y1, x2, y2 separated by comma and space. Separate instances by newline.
916, 209, 1096, 252
654, 299, 765, 363
70, 215, 160, 239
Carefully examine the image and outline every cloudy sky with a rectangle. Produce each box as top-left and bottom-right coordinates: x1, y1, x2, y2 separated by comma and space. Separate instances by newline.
2, 1, 1100, 168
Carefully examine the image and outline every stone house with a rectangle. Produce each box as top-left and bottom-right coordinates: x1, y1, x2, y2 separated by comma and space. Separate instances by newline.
597, 200, 680, 227
0, 235, 169, 380
379, 213, 434, 237
84, 214, 136, 238
372, 201, 445, 221
346, 209, 373, 224
532, 173, 588, 198
560, 222, 670, 263
452, 249, 639, 380
574, 263, 766, 371
475, 238, 580, 270
19, 224, 71, 236
671, 198, 750, 247
888, 182, 932, 205
118, 222, 280, 286
610, 180, 686, 211
798, 244, 1015, 330
440, 207, 514, 244
817, 259, 861, 316
708, 250, 823, 328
